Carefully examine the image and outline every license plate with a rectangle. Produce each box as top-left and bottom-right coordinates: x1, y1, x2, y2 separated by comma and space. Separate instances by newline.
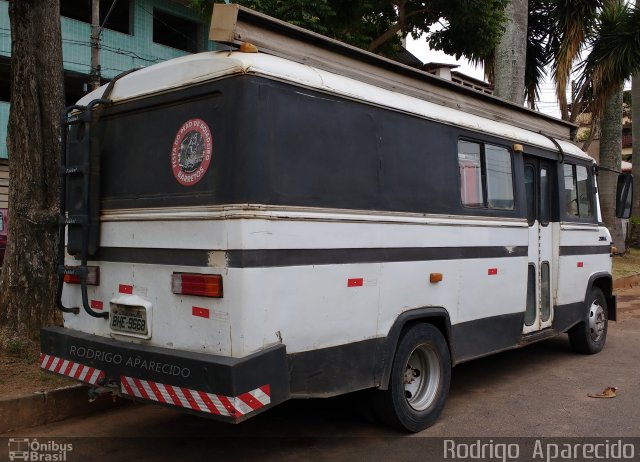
110, 304, 148, 335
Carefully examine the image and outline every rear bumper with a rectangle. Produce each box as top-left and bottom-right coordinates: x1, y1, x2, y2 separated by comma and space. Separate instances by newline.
40, 326, 290, 422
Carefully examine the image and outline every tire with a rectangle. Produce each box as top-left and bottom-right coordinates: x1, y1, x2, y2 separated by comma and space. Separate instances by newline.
568, 287, 608, 354
372, 323, 451, 432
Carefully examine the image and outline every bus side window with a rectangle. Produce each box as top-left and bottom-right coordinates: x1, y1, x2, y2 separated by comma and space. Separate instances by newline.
485, 145, 514, 210
563, 163, 592, 218
458, 141, 483, 208
575, 165, 592, 217
458, 140, 514, 210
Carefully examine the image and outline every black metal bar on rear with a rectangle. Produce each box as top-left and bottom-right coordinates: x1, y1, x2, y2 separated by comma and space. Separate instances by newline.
56, 69, 138, 319
56, 101, 109, 319
56, 104, 84, 315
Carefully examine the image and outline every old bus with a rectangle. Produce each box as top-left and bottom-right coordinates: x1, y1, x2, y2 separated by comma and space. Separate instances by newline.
40, 6, 633, 432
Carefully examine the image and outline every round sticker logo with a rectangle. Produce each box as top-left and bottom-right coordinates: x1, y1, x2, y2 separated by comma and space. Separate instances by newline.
171, 118, 212, 186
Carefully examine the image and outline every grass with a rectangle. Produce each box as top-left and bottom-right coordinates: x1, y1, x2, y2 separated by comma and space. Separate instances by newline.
0, 328, 74, 398
612, 248, 640, 279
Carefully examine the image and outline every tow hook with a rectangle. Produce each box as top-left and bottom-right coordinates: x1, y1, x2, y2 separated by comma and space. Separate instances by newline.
88, 380, 119, 402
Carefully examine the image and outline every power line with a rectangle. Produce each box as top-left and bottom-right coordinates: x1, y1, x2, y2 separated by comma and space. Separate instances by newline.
137, 4, 199, 48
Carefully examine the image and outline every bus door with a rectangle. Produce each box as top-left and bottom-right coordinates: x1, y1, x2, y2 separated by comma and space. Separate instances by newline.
523, 156, 554, 334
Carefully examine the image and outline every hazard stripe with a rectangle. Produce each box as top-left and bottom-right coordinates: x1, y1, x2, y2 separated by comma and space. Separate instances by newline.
48, 357, 60, 372
53, 359, 66, 374
121, 376, 136, 396
163, 383, 184, 407
236, 391, 263, 412
132, 377, 151, 400
82, 367, 95, 383
88, 368, 102, 385
119, 375, 270, 418
44, 355, 55, 370
197, 391, 223, 415
68, 362, 80, 378
208, 393, 230, 417
39, 353, 106, 386
172, 386, 191, 409
217, 395, 237, 416
253, 386, 271, 406
63, 361, 75, 376
138, 379, 156, 401
147, 380, 167, 403
74, 364, 86, 380
180, 387, 202, 412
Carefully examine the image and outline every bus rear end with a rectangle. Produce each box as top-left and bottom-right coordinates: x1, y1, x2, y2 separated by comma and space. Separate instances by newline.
40, 60, 290, 422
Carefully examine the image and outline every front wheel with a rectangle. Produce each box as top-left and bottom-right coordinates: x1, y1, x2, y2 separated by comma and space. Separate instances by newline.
373, 323, 451, 432
568, 287, 608, 354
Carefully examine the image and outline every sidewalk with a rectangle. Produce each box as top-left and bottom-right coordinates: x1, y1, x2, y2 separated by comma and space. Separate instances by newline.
0, 385, 123, 433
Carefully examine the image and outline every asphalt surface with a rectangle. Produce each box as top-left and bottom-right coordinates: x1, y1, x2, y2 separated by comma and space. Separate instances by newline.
3, 288, 640, 461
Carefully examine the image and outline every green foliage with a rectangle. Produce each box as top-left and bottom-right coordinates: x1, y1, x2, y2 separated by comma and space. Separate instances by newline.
236, 0, 336, 35
579, 2, 640, 117
190, 0, 508, 61
524, 0, 553, 108
427, 0, 508, 61
6, 339, 24, 355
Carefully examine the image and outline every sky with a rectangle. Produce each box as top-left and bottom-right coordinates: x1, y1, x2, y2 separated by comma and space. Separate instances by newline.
406, 35, 633, 120
405, 35, 563, 118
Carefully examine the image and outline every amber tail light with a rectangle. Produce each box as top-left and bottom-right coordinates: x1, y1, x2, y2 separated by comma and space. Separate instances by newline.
172, 273, 223, 298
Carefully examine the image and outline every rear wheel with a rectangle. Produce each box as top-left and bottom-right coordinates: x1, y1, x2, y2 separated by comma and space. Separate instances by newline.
373, 323, 451, 432
568, 287, 608, 354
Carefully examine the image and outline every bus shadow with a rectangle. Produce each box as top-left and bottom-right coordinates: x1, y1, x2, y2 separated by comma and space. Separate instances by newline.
143, 335, 578, 437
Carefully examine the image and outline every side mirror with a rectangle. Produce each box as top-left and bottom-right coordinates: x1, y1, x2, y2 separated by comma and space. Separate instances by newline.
615, 173, 633, 219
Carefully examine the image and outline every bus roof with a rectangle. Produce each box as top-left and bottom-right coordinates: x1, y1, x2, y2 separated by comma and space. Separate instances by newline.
79, 51, 593, 163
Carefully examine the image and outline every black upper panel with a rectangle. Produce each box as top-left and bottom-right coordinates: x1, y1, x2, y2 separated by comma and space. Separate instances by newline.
92, 75, 553, 219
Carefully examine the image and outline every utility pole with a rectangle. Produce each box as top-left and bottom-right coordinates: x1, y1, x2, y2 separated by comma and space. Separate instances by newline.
90, 0, 101, 90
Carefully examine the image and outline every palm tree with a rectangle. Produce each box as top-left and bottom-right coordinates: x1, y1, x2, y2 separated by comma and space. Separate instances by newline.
632, 74, 640, 247
493, 0, 640, 250
579, 0, 640, 252
493, 0, 529, 104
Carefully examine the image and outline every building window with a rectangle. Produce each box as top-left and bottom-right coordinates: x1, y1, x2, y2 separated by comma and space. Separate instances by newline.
152, 9, 201, 53
563, 163, 592, 218
458, 140, 514, 210
60, 0, 132, 35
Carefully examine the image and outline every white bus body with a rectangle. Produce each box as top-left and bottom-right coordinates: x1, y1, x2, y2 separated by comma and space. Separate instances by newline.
40, 49, 620, 432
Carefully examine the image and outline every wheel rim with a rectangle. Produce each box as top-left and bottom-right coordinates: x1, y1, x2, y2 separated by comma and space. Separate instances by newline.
588, 300, 606, 342
403, 343, 441, 411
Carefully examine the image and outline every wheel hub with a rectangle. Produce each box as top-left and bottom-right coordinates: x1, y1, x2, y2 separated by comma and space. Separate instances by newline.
403, 344, 441, 411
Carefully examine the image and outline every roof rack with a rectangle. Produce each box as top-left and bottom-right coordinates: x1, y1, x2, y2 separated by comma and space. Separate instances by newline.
210, 4, 577, 142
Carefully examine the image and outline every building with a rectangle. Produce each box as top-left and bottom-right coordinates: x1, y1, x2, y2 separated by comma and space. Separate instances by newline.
575, 89, 633, 170
0, 1, 498, 210
0, 0, 221, 208
422, 62, 494, 96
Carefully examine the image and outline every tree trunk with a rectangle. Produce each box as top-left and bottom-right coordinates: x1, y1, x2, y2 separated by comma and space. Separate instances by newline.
599, 86, 625, 253
0, 0, 64, 338
630, 73, 640, 248
493, 0, 528, 105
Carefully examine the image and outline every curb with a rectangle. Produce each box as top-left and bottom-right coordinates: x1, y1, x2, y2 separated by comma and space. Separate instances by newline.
613, 274, 640, 290
0, 384, 126, 434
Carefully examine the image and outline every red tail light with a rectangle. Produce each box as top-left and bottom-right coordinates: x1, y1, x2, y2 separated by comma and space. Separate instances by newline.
172, 273, 223, 298
63, 266, 100, 285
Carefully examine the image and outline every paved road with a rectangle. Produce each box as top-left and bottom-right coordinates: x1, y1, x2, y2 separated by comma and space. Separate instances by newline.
4, 289, 640, 460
